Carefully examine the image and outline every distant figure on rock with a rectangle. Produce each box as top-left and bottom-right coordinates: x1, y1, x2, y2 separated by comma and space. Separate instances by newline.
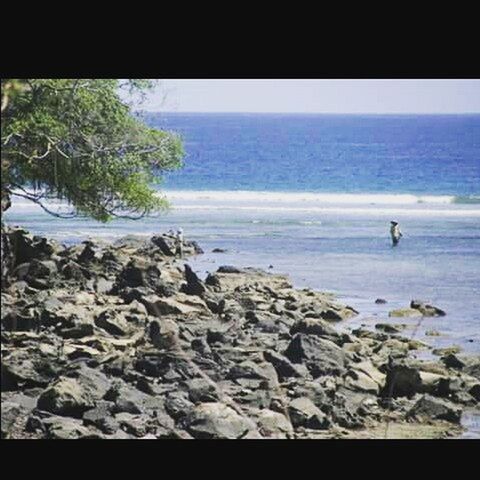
390, 221, 403, 247
176, 228, 184, 258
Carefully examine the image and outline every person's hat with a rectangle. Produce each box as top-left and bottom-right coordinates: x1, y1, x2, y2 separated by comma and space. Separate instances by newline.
390, 221, 398, 225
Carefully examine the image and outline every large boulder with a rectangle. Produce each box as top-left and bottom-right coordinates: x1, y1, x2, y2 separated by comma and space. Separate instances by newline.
37, 378, 95, 418
148, 319, 180, 351
407, 395, 462, 423
140, 292, 209, 316
285, 333, 346, 376
256, 409, 293, 438
113, 259, 162, 291
290, 317, 339, 338
264, 350, 308, 380
184, 402, 257, 439
410, 300, 446, 317
381, 361, 422, 398
206, 267, 292, 292
1, 350, 59, 391
94, 310, 132, 337
288, 397, 329, 430
1, 402, 23, 438
182, 264, 206, 296
227, 361, 279, 388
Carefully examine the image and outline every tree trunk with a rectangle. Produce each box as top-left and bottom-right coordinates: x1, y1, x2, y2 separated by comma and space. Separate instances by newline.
1, 188, 13, 288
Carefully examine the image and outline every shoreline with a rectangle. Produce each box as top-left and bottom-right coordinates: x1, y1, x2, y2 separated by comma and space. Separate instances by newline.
1, 226, 479, 439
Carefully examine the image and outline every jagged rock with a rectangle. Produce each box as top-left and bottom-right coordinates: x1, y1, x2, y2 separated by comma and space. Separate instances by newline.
77, 241, 102, 264
27, 259, 57, 279
1, 402, 23, 438
407, 395, 462, 423
61, 260, 88, 282
42, 415, 101, 439
184, 402, 257, 439
185, 378, 220, 404
104, 382, 151, 415
290, 317, 339, 339
217, 265, 245, 274
58, 323, 94, 339
1, 350, 59, 391
206, 267, 291, 292
8, 228, 58, 266
285, 333, 346, 377
115, 412, 153, 437
150, 235, 177, 256
375, 298, 387, 304
2, 227, 474, 440
149, 319, 180, 350
375, 323, 407, 334
141, 292, 209, 316
288, 397, 329, 430
94, 310, 132, 337
164, 391, 195, 421
83, 402, 119, 434
256, 409, 293, 438
432, 346, 462, 356
182, 264, 206, 296
442, 353, 467, 370
114, 259, 162, 290
410, 300, 446, 317
37, 378, 95, 417
95, 278, 113, 294
227, 361, 279, 388
344, 363, 385, 395
382, 361, 422, 398
263, 350, 307, 380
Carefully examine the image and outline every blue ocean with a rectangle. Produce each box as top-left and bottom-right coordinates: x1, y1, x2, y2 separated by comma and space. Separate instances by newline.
6, 114, 480, 361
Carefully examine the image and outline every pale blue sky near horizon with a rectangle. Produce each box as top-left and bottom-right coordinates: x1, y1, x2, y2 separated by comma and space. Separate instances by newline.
139, 79, 480, 114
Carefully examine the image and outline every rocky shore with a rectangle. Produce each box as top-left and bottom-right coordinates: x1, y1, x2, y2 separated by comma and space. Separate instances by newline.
1, 227, 479, 439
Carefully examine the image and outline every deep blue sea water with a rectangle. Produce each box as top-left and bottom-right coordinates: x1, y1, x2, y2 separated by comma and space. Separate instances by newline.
151, 113, 480, 196
6, 114, 480, 357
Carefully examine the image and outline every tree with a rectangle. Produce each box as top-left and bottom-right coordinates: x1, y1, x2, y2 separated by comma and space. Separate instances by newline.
1, 79, 184, 221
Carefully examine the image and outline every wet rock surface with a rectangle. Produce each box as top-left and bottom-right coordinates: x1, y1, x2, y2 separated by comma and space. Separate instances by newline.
1, 226, 478, 439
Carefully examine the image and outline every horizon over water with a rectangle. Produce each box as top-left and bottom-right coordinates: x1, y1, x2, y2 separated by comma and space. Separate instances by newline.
6, 114, 480, 361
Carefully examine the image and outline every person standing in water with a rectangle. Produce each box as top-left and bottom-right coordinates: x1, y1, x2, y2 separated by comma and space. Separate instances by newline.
390, 221, 403, 246
176, 227, 184, 258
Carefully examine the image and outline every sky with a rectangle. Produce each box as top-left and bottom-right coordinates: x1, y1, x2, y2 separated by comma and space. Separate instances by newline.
140, 79, 480, 114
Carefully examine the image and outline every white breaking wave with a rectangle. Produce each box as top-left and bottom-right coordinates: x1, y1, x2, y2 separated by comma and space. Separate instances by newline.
163, 190, 458, 205
7, 190, 480, 219
158, 190, 480, 217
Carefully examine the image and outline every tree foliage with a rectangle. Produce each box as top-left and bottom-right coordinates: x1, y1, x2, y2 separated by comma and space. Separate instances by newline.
1, 79, 184, 221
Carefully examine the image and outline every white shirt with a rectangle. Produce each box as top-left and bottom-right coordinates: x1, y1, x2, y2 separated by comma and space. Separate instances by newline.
390, 224, 402, 240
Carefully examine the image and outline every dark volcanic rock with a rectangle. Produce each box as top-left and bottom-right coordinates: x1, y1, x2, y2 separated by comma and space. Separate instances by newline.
37, 378, 95, 418
1, 402, 23, 438
407, 395, 462, 423
410, 299, 446, 317
182, 264, 206, 296
2, 350, 59, 391
382, 360, 422, 398
83, 402, 118, 434
184, 402, 257, 439
264, 350, 307, 380
1, 227, 473, 440
114, 259, 162, 291
285, 333, 346, 377
288, 397, 330, 430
